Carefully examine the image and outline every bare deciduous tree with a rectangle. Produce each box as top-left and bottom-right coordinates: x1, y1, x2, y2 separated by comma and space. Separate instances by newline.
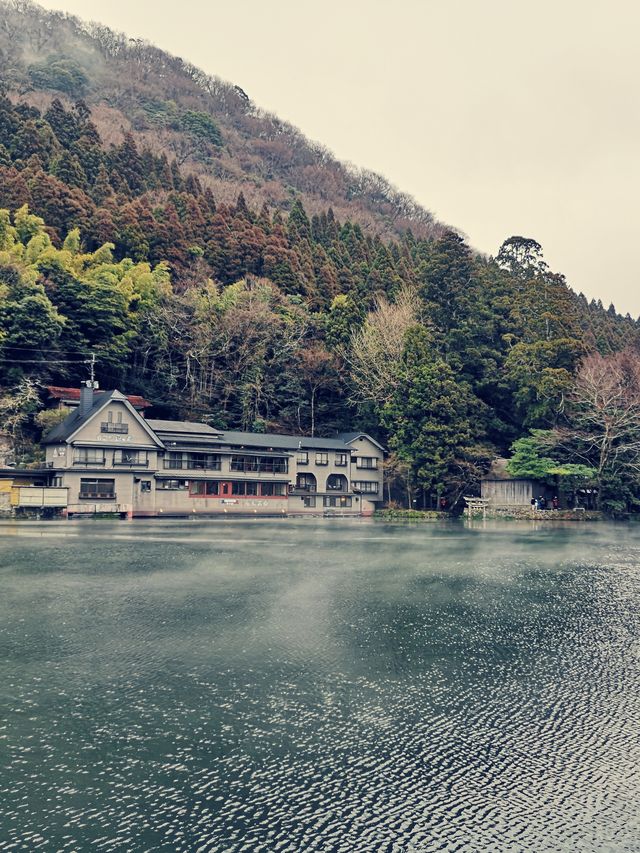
344, 284, 419, 407
567, 349, 640, 481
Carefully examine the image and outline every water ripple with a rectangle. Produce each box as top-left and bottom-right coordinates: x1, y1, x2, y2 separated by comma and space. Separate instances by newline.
0, 520, 639, 851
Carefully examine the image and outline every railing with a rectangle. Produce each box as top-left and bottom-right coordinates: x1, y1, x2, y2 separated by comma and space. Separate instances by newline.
186, 461, 221, 470
326, 483, 348, 492
101, 422, 129, 434
79, 491, 116, 500
165, 459, 222, 470
15, 487, 68, 508
293, 483, 317, 493
230, 461, 288, 474
73, 458, 106, 466
113, 459, 149, 468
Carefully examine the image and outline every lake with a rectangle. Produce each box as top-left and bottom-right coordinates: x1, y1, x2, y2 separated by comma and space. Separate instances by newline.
1, 518, 639, 852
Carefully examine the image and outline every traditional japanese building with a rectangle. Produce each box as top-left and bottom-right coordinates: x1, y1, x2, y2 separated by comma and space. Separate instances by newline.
41, 384, 384, 518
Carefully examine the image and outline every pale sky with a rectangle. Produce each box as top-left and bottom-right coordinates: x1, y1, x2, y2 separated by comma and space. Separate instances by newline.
37, 0, 640, 316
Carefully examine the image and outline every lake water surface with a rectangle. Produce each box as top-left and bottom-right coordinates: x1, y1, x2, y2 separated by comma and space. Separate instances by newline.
1, 519, 639, 852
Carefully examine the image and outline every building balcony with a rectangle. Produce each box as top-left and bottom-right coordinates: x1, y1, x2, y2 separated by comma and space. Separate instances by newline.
186, 462, 222, 470
101, 422, 129, 434
163, 461, 222, 471
230, 464, 288, 474
73, 459, 106, 466
113, 460, 150, 468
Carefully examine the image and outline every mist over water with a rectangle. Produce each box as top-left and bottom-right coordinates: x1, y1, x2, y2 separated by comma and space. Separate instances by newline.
1, 519, 639, 852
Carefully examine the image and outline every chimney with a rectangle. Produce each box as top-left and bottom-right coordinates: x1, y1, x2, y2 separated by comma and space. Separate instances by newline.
79, 381, 96, 417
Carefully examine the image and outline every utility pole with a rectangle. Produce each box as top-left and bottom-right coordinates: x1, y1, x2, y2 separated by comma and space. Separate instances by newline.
85, 352, 97, 388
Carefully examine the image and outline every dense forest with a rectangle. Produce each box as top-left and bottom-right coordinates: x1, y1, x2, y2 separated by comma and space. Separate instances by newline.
1, 0, 640, 511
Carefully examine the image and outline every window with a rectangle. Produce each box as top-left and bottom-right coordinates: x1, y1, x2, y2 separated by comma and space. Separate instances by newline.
164, 452, 183, 470
303, 495, 316, 508
296, 473, 317, 492
326, 474, 348, 491
323, 496, 352, 508
52, 476, 63, 488
186, 453, 221, 470
335, 453, 348, 466
114, 450, 146, 466
352, 481, 379, 494
315, 452, 328, 465
74, 448, 105, 465
297, 450, 308, 464
260, 483, 287, 497
356, 457, 378, 469
157, 479, 188, 490
101, 412, 128, 434
230, 455, 288, 473
231, 481, 260, 496
140, 480, 152, 493
79, 478, 115, 499
190, 481, 219, 496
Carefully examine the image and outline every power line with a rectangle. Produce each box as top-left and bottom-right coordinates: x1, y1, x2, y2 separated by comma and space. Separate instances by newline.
0, 358, 90, 365
0, 346, 96, 356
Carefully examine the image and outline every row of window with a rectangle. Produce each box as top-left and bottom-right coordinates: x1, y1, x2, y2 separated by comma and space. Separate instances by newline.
299, 453, 377, 469
229, 455, 288, 474
72, 448, 379, 471
298, 496, 354, 508
164, 452, 221, 470
158, 480, 289, 497
352, 481, 379, 494
75, 449, 148, 466
297, 451, 349, 466
78, 478, 375, 502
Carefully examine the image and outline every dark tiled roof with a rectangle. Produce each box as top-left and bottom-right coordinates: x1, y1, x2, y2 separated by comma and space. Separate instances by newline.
149, 420, 352, 450
146, 419, 221, 435
216, 431, 351, 451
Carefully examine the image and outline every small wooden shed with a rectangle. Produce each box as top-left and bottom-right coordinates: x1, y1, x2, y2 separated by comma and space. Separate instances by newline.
480, 458, 551, 507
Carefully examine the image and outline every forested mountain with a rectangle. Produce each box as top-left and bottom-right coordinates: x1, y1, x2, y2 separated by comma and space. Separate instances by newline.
0, 0, 442, 240
0, 0, 638, 509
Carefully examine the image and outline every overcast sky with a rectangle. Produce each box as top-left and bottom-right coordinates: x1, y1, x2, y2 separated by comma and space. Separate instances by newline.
37, 0, 640, 315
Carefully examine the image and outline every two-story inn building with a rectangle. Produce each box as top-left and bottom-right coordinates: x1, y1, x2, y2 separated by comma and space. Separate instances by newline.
41, 385, 384, 518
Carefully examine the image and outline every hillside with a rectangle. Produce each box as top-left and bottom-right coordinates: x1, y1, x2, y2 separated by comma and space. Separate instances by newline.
0, 0, 443, 241
0, 0, 639, 509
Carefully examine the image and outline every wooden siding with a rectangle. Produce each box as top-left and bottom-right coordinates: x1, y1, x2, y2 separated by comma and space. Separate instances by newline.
481, 479, 536, 506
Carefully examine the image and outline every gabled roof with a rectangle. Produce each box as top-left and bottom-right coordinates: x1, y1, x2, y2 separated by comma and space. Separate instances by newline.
46, 386, 151, 410
43, 390, 164, 447
337, 432, 386, 452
